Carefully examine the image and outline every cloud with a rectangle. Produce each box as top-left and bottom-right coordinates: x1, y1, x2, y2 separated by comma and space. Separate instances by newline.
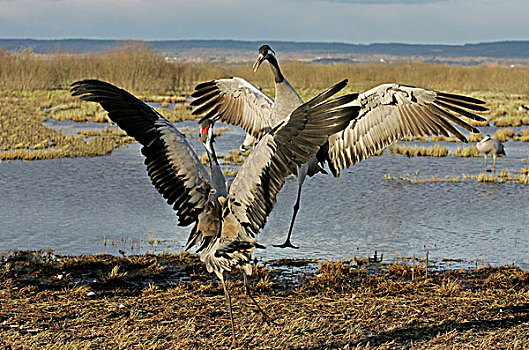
320, 0, 446, 3
0, 0, 527, 44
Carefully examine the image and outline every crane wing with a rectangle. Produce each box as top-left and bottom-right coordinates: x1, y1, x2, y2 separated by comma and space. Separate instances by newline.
71, 80, 212, 227
227, 80, 360, 237
327, 83, 488, 175
191, 77, 274, 140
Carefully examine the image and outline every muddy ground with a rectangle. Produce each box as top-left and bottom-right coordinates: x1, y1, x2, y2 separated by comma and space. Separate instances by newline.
1, 250, 528, 349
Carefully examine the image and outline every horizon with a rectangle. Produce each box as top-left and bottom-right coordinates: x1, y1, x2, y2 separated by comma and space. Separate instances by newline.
1, 1, 527, 45
2, 37, 528, 46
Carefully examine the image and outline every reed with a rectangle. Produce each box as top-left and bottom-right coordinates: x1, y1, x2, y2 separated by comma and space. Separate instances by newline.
454, 145, 481, 157
519, 167, 529, 175
2, 44, 529, 161
389, 144, 450, 157
467, 133, 483, 143
493, 128, 515, 142
476, 173, 502, 183
386, 171, 529, 184
222, 169, 239, 177
519, 128, 529, 142
223, 150, 247, 165
2, 44, 529, 96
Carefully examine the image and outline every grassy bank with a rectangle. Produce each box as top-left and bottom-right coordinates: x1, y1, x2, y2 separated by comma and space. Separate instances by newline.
3, 43, 529, 95
1, 250, 528, 349
2, 43, 529, 161
385, 170, 529, 184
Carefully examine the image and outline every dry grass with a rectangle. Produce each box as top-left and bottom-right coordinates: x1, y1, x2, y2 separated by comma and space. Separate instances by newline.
389, 144, 450, 157
222, 149, 249, 165
454, 145, 481, 157
386, 171, 529, 184
493, 128, 516, 142
479, 92, 529, 127
385, 173, 461, 184
0, 91, 136, 160
3, 44, 529, 161
222, 168, 239, 177
1, 251, 528, 349
467, 132, 483, 142
4, 43, 529, 95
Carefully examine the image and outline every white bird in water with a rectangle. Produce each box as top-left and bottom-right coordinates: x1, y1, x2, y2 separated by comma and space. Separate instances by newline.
476, 135, 505, 175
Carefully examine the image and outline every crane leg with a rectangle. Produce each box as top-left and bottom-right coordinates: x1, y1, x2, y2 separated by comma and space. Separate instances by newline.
243, 273, 273, 324
484, 155, 490, 173
273, 179, 303, 249
219, 274, 237, 348
493, 155, 497, 176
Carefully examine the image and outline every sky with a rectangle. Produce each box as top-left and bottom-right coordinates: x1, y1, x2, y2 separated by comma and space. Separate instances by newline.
0, 0, 528, 44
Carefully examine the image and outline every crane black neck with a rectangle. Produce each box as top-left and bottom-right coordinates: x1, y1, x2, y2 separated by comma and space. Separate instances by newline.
267, 55, 284, 83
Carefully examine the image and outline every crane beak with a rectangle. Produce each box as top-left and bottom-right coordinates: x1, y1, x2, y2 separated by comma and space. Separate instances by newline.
252, 53, 265, 72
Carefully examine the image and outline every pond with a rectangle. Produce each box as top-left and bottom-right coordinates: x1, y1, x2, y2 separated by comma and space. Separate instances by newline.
1, 120, 528, 269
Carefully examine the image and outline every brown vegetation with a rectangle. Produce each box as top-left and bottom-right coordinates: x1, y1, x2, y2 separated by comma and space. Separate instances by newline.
387, 170, 529, 184
389, 144, 450, 157
0, 90, 134, 160
454, 145, 481, 157
3, 43, 529, 96
1, 250, 528, 349
2, 43, 529, 161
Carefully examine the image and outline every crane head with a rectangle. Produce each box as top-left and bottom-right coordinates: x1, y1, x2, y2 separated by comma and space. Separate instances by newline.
480, 135, 491, 143
199, 118, 215, 152
253, 44, 276, 72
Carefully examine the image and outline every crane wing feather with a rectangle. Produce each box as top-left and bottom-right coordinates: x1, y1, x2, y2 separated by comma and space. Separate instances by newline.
327, 83, 488, 174
71, 80, 211, 227
191, 77, 274, 139
227, 80, 360, 236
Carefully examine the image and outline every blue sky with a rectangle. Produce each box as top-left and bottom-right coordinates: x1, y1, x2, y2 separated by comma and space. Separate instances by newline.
0, 0, 527, 44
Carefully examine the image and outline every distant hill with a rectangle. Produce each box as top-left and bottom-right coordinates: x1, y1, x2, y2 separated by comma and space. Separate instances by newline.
2, 39, 529, 64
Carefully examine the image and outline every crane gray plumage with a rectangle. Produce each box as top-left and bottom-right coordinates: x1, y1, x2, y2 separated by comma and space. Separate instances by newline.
476, 135, 505, 174
193, 45, 339, 248
71, 78, 360, 346
191, 44, 489, 249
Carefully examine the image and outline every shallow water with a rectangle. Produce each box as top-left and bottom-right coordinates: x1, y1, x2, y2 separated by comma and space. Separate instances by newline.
1, 121, 528, 269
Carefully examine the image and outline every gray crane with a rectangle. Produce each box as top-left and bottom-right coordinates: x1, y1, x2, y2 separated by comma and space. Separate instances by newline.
71, 79, 359, 346
476, 135, 505, 174
191, 44, 489, 249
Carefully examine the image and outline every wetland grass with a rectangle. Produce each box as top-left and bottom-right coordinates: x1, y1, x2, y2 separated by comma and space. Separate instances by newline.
387, 170, 529, 184
454, 145, 481, 157
3, 43, 529, 162
385, 173, 461, 184
1, 250, 528, 349
467, 132, 483, 142
222, 149, 248, 164
389, 144, 450, 157
222, 168, 239, 177
493, 127, 516, 142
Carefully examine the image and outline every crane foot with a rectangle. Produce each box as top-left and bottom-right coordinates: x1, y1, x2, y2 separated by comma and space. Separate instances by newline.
273, 241, 299, 249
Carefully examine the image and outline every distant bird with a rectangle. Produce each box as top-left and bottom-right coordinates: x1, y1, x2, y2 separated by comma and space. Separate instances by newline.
518, 105, 529, 111
191, 44, 489, 249
476, 135, 505, 174
71, 79, 359, 346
